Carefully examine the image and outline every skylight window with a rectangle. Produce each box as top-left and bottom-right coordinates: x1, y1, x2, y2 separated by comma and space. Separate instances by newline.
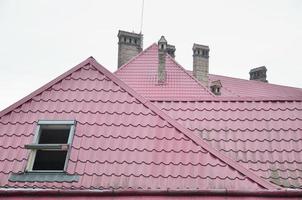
25, 120, 75, 172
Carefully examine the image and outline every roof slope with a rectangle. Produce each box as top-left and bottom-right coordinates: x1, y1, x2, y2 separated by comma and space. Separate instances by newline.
182, 71, 302, 98
209, 74, 302, 98
115, 44, 214, 101
114, 42, 301, 189
116, 44, 302, 100
154, 100, 302, 189
0, 58, 274, 191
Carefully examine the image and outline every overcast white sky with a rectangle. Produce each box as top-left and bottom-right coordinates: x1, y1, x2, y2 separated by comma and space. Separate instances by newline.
0, 0, 302, 111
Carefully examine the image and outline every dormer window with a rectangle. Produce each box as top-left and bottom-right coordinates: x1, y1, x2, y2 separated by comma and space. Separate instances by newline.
210, 80, 222, 95
25, 120, 76, 172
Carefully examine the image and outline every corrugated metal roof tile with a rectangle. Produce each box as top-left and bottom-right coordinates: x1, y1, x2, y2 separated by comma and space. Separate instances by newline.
115, 44, 214, 101
208, 74, 302, 98
154, 100, 302, 188
0, 58, 271, 191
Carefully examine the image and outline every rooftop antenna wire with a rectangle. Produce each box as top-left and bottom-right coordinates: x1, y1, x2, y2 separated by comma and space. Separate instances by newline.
140, 0, 145, 34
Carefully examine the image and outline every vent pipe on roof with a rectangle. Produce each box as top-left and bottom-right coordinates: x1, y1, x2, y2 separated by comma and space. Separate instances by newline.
117, 30, 143, 68
158, 36, 167, 84
249, 66, 268, 82
192, 43, 209, 87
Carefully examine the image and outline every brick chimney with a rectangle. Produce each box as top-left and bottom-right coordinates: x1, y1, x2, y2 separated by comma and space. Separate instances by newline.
158, 36, 167, 83
192, 43, 209, 86
117, 30, 143, 68
249, 66, 268, 82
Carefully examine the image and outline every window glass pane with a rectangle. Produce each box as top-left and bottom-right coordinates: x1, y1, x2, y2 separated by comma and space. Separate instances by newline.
32, 150, 67, 170
39, 128, 69, 144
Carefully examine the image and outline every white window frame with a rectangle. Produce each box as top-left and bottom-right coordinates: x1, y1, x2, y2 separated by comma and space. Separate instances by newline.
25, 120, 76, 173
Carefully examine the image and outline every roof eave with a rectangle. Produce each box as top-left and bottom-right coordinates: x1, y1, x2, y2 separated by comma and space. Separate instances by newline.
0, 188, 301, 197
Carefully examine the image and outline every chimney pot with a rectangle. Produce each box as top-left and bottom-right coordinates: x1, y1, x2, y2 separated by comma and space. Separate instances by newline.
249, 66, 268, 82
117, 30, 143, 68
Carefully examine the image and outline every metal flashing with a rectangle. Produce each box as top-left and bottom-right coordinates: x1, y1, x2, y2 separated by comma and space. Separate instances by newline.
9, 173, 79, 182
38, 120, 76, 125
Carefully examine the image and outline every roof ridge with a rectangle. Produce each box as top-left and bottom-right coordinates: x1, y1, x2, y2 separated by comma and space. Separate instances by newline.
89, 59, 279, 190
210, 73, 302, 90
114, 43, 157, 74
208, 74, 240, 97
116, 43, 215, 97
0, 57, 279, 190
149, 96, 302, 101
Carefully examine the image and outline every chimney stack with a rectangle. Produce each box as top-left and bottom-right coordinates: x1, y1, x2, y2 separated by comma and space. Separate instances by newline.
249, 66, 268, 82
192, 43, 209, 86
158, 36, 167, 83
117, 30, 143, 68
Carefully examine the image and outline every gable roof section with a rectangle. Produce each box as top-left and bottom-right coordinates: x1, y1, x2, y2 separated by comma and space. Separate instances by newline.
0, 57, 277, 191
154, 100, 302, 189
115, 44, 214, 101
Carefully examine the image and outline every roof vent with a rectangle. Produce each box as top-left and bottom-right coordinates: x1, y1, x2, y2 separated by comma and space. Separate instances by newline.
117, 30, 143, 68
249, 66, 268, 82
210, 80, 222, 95
192, 43, 210, 86
158, 36, 167, 84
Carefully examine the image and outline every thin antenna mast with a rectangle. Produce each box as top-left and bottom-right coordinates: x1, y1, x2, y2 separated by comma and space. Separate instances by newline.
140, 0, 145, 33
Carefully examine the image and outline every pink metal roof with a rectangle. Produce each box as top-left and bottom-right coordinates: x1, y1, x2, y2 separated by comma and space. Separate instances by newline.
210, 74, 302, 98
115, 44, 214, 101
184, 71, 302, 98
0, 57, 275, 191
114, 43, 302, 189
115, 44, 302, 100
154, 100, 302, 189
209, 74, 302, 98
2, 190, 302, 200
